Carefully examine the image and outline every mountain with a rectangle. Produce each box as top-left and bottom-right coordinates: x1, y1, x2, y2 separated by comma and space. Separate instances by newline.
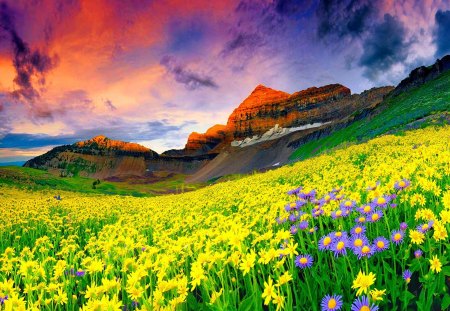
23, 55, 450, 184
24, 135, 215, 179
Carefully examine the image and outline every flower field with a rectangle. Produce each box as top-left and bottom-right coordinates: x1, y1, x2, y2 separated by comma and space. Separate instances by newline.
1, 125, 450, 310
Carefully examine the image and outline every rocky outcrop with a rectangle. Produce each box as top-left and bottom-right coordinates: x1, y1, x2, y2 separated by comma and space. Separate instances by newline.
392, 55, 450, 96
226, 84, 350, 139
184, 125, 228, 155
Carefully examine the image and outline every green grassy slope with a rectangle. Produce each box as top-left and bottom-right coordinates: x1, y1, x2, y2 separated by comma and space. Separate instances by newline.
0, 166, 205, 196
290, 71, 450, 160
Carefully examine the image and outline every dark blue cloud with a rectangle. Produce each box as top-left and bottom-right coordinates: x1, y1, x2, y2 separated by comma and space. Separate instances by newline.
0, 133, 77, 149
359, 14, 410, 80
434, 10, 450, 57
0, 119, 198, 150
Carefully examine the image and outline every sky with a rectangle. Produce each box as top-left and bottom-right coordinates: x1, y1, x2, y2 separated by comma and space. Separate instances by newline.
0, 0, 450, 163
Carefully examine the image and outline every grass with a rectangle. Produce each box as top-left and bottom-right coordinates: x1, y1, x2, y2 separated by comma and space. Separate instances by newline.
290, 71, 450, 160
0, 166, 205, 197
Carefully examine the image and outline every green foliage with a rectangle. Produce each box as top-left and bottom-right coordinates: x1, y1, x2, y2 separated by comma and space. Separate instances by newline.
291, 71, 450, 160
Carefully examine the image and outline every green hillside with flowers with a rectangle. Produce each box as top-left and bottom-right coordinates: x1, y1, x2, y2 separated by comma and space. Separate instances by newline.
0, 123, 449, 310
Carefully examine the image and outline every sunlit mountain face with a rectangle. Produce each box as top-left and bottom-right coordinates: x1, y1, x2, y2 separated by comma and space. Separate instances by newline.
1, 0, 449, 163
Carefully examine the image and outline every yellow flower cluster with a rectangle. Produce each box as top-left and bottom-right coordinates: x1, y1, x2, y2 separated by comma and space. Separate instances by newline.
0, 125, 448, 310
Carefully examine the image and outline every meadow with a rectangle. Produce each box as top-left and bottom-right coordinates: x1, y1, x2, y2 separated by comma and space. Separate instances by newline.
0, 125, 449, 310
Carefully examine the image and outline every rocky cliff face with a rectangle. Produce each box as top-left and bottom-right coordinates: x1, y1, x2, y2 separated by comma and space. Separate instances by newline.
177, 83, 390, 155
184, 125, 228, 155
226, 84, 350, 139
392, 55, 450, 96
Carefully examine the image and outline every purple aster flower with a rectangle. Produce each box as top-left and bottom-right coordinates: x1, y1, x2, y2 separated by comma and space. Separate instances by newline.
76, 270, 86, 277
296, 200, 307, 209
331, 231, 348, 239
295, 254, 314, 269
417, 223, 431, 233
354, 244, 375, 259
341, 200, 356, 210
373, 236, 389, 252
414, 249, 423, 258
355, 215, 367, 223
390, 203, 397, 209
351, 224, 366, 236
358, 204, 374, 215
312, 208, 324, 218
331, 237, 349, 257
331, 209, 344, 219
394, 179, 411, 190
318, 234, 335, 251
321, 294, 343, 311
285, 204, 293, 212
391, 230, 404, 245
368, 210, 383, 223
351, 296, 379, 311
372, 195, 390, 208
400, 222, 408, 231
290, 225, 298, 235
288, 213, 298, 222
298, 220, 309, 230
287, 186, 302, 196
350, 235, 369, 251
403, 270, 412, 284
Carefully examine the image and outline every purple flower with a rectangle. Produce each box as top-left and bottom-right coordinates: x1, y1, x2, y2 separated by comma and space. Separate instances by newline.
287, 186, 302, 196
394, 179, 411, 190
391, 230, 404, 245
416, 222, 432, 233
373, 236, 389, 252
403, 270, 412, 283
331, 209, 344, 219
331, 231, 348, 239
288, 214, 298, 222
414, 249, 423, 258
351, 225, 366, 236
368, 210, 383, 223
295, 254, 314, 269
358, 204, 374, 215
355, 215, 367, 223
372, 196, 390, 208
340, 200, 356, 210
312, 208, 324, 218
321, 294, 343, 311
298, 220, 309, 231
351, 296, 378, 311
354, 244, 374, 259
290, 225, 298, 235
350, 235, 369, 251
76, 270, 86, 277
331, 238, 349, 257
319, 234, 335, 251
400, 222, 408, 231
0, 295, 8, 305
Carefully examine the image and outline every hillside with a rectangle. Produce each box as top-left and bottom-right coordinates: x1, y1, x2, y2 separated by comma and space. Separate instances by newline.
290, 69, 450, 160
1, 124, 449, 310
0, 166, 204, 196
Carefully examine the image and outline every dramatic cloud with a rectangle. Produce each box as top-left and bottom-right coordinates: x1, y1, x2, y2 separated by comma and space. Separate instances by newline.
160, 55, 218, 90
359, 14, 410, 80
0, 2, 58, 100
316, 0, 375, 39
434, 10, 450, 57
